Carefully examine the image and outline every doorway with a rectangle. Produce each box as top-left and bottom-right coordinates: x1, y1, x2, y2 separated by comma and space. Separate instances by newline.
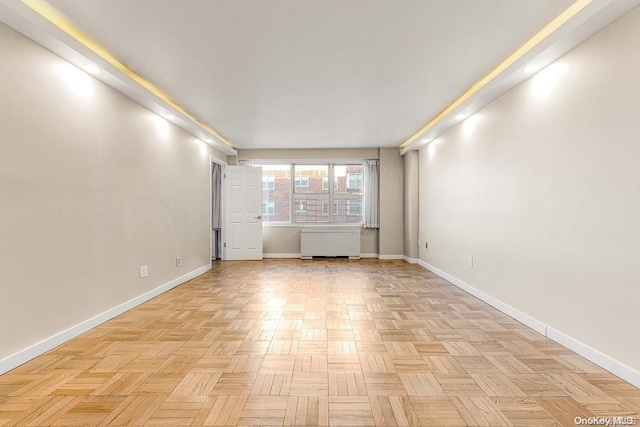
211, 159, 224, 261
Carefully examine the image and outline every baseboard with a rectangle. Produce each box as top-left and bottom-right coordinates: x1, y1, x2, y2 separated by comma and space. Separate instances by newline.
263, 253, 404, 260
263, 253, 301, 259
546, 327, 640, 388
379, 254, 404, 260
0, 264, 211, 376
403, 256, 418, 264
360, 253, 379, 259
264, 253, 384, 259
416, 259, 640, 388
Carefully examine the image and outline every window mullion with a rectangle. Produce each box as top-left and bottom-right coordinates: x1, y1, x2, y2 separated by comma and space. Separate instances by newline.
329, 164, 334, 223
290, 164, 294, 224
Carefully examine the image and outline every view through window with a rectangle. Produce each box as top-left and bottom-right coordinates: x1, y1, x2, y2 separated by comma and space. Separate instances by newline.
255, 163, 364, 224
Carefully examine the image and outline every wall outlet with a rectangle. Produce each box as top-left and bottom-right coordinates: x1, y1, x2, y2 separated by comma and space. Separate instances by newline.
140, 265, 148, 278
468, 256, 474, 267
176, 257, 182, 267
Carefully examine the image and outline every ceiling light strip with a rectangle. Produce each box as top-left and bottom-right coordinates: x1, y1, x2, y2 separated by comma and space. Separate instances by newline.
399, 0, 592, 149
21, 0, 235, 149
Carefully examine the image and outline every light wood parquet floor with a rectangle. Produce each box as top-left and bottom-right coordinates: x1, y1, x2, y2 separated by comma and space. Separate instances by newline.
1, 259, 639, 426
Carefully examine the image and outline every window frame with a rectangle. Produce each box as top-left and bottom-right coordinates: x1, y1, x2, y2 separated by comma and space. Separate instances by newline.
253, 160, 367, 226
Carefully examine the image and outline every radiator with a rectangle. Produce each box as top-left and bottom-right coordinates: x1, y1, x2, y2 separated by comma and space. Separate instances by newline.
301, 229, 361, 259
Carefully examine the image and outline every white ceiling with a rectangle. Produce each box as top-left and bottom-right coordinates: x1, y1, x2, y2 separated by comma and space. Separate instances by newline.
45, 0, 575, 149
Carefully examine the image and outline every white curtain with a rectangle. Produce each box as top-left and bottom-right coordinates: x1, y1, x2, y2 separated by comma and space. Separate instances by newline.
363, 159, 379, 228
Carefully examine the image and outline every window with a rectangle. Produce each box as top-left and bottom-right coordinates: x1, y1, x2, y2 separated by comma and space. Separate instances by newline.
333, 165, 364, 223
295, 200, 308, 213
258, 162, 366, 224
322, 176, 339, 191
346, 199, 362, 216
255, 164, 291, 223
262, 175, 275, 190
262, 200, 275, 216
294, 165, 329, 223
347, 173, 363, 190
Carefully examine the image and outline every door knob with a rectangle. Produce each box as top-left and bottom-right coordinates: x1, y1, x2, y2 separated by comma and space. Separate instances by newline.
255, 215, 262, 220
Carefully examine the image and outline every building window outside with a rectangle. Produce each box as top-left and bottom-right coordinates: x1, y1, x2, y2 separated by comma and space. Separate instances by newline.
347, 173, 363, 190
295, 200, 308, 213
322, 176, 339, 191
262, 175, 275, 190
346, 199, 362, 216
295, 175, 309, 187
262, 200, 275, 216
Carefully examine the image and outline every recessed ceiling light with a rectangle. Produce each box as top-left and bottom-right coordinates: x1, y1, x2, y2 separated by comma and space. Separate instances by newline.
422, 138, 428, 143
165, 114, 176, 121
524, 64, 542, 74
455, 114, 466, 121
203, 137, 213, 144
82, 64, 101, 74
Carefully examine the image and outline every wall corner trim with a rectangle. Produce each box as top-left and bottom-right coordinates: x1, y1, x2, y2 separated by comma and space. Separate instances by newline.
0, 264, 211, 376
403, 256, 418, 264
416, 259, 640, 388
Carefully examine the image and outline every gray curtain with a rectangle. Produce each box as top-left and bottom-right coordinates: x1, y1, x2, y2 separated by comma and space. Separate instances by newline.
363, 159, 379, 228
212, 163, 222, 229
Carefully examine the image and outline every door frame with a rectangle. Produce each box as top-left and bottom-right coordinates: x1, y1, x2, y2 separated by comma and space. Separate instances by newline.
210, 155, 227, 262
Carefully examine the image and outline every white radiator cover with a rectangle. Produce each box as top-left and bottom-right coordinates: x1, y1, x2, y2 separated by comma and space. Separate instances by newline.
301, 228, 361, 259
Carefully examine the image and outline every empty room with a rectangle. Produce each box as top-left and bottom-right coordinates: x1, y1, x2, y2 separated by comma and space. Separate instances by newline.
1, 0, 639, 425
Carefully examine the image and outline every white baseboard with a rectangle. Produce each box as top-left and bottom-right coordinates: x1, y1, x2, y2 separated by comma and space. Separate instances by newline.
263, 253, 405, 261
416, 259, 640, 388
546, 327, 640, 388
360, 253, 379, 259
379, 254, 404, 260
0, 264, 211, 376
263, 253, 388, 259
263, 253, 301, 259
403, 256, 418, 264
418, 260, 546, 335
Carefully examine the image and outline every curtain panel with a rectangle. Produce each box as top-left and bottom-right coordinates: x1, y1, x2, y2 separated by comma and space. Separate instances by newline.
363, 159, 379, 228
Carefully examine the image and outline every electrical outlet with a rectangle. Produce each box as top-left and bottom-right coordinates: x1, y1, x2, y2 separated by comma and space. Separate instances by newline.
176, 257, 182, 267
468, 256, 474, 267
140, 265, 148, 278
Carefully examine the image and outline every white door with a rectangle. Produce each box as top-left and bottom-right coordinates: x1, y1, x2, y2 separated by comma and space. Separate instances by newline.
224, 166, 263, 260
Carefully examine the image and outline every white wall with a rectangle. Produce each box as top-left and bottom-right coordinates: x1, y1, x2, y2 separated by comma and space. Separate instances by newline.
379, 148, 404, 257
0, 23, 224, 368
403, 151, 419, 260
418, 7, 640, 378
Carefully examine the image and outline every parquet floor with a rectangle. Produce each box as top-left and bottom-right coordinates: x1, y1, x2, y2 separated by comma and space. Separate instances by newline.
1, 259, 638, 426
